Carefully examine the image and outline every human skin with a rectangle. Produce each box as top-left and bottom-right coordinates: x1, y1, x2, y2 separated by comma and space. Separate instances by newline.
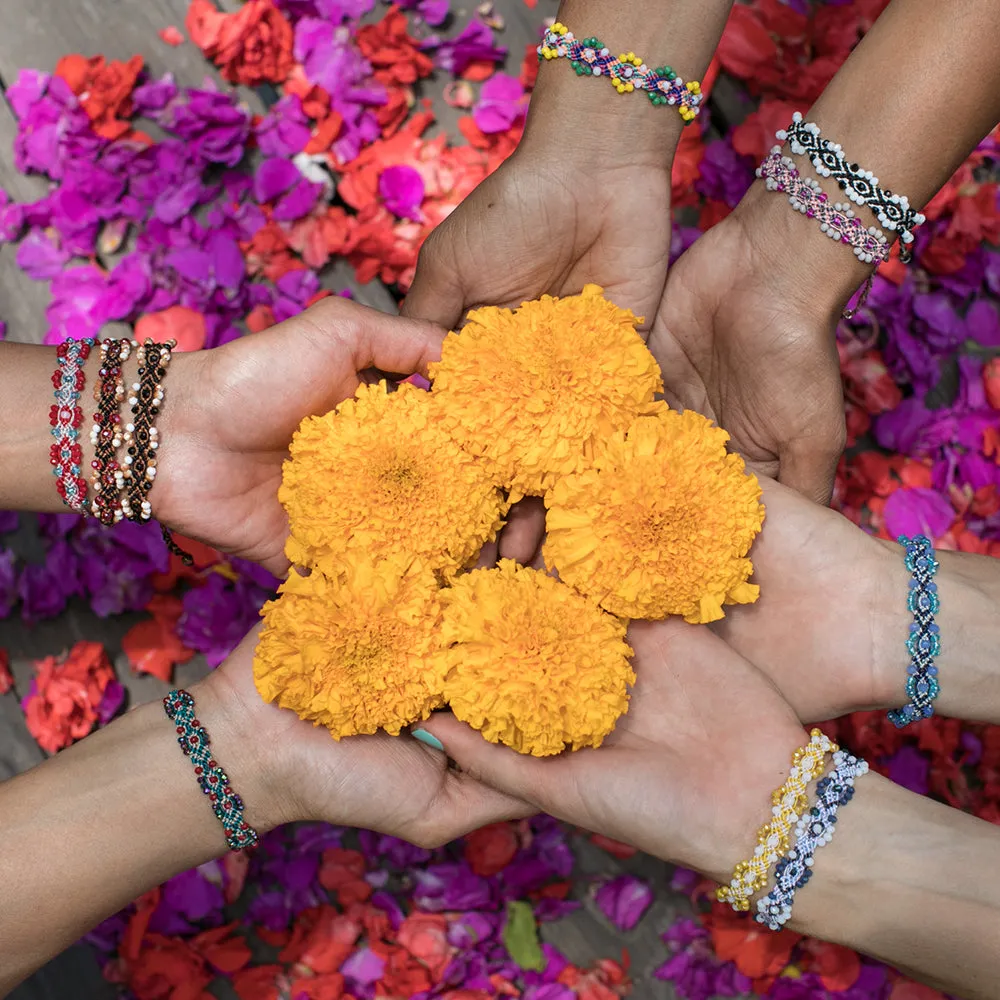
0, 297, 446, 575
417, 617, 1000, 1000
0, 628, 532, 994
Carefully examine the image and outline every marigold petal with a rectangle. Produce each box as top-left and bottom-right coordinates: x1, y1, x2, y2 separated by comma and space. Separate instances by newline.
428, 285, 663, 495
543, 408, 765, 623
279, 381, 506, 579
435, 561, 634, 756
253, 563, 444, 738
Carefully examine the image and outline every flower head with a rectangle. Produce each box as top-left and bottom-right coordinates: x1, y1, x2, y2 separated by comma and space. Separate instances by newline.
280, 380, 506, 578
254, 562, 443, 737
436, 561, 634, 756
429, 285, 663, 497
543, 409, 764, 623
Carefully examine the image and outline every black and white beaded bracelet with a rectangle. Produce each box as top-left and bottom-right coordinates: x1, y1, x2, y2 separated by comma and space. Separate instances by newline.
778, 113, 926, 262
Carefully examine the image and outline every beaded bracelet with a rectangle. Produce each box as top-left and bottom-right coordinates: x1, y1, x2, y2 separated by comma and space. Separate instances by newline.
755, 749, 869, 931
538, 23, 703, 123
164, 689, 259, 851
90, 338, 134, 525
50, 338, 95, 513
717, 729, 838, 912
121, 339, 172, 524
780, 114, 925, 262
887, 534, 941, 728
757, 150, 891, 266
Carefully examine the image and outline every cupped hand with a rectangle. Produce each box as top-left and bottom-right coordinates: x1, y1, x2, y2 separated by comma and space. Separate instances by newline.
411, 619, 809, 883
713, 477, 898, 723
152, 297, 446, 575
402, 139, 672, 565
649, 184, 859, 506
198, 628, 533, 848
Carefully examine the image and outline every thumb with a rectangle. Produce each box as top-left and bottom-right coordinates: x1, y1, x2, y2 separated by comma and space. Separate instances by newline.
777, 431, 844, 507
400, 234, 468, 331
412, 714, 554, 807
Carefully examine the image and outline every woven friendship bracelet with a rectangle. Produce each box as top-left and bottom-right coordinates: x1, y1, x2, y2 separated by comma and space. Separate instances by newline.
887, 534, 941, 728
717, 729, 838, 912
538, 23, 703, 123
90, 338, 134, 525
50, 338, 95, 513
164, 689, 259, 851
755, 750, 869, 930
757, 150, 891, 266
780, 114, 925, 262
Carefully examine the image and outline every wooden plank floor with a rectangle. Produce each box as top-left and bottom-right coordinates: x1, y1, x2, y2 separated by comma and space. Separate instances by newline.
0, 2, 688, 997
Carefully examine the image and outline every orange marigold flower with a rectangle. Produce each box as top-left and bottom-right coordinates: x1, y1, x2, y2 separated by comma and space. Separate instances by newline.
253, 563, 443, 738
280, 381, 506, 578
429, 285, 663, 497
436, 561, 634, 756
544, 408, 764, 624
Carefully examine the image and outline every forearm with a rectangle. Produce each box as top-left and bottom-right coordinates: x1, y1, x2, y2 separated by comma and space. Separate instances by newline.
732, 0, 1000, 312
791, 773, 1000, 999
0, 672, 277, 993
520, 0, 734, 167
871, 543, 1000, 724
0, 343, 71, 512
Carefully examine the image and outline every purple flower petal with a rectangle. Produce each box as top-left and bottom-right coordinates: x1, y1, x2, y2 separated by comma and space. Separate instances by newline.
379, 164, 424, 221
593, 874, 653, 932
882, 487, 955, 541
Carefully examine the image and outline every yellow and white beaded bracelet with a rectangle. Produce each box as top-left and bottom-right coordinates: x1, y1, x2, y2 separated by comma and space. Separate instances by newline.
716, 729, 839, 912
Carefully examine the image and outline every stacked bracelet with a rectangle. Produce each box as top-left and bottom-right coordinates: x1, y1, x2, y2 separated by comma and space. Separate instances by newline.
755, 750, 869, 930
538, 23, 702, 123
757, 150, 891, 266
887, 534, 941, 728
780, 114, 925, 262
50, 338, 95, 513
164, 689, 259, 851
90, 338, 134, 526
717, 729, 838, 912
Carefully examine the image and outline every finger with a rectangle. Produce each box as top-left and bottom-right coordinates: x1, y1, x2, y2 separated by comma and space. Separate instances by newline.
777, 431, 845, 506
413, 714, 556, 806
399, 234, 467, 332
299, 296, 448, 379
497, 497, 546, 564
418, 771, 535, 847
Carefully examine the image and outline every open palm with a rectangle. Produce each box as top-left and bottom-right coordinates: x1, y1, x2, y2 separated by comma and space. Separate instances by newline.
418, 619, 809, 883
153, 298, 445, 575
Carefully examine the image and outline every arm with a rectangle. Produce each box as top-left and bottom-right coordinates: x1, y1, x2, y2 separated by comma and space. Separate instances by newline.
791, 773, 1000, 999
649, 0, 1000, 502
416, 620, 1000, 1000
0, 631, 527, 994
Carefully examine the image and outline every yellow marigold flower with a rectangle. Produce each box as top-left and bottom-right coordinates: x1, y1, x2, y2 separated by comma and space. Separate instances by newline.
279, 381, 506, 578
253, 562, 444, 738
436, 560, 635, 756
543, 408, 765, 624
428, 285, 663, 497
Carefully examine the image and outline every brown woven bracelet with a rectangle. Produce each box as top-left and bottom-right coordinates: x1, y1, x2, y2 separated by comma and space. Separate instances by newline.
90, 338, 133, 526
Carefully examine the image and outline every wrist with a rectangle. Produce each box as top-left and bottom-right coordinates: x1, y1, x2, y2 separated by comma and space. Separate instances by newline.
871, 541, 1000, 724
731, 180, 874, 322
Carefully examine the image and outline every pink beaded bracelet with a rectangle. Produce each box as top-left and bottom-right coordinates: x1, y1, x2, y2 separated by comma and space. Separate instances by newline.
756, 148, 891, 267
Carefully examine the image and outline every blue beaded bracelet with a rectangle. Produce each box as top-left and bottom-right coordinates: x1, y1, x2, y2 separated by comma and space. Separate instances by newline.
887, 534, 941, 728
164, 689, 259, 851
754, 750, 869, 931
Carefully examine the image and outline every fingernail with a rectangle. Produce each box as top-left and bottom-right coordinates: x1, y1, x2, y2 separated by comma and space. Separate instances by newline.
412, 728, 445, 752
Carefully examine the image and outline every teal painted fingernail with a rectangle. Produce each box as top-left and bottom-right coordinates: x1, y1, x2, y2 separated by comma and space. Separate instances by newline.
412, 728, 444, 751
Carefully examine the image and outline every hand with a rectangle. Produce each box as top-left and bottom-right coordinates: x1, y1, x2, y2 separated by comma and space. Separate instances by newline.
402, 131, 672, 565
152, 297, 445, 575
196, 628, 533, 847
712, 477, 896, 723
649, 183, 862, 505
411, 618, 809, 882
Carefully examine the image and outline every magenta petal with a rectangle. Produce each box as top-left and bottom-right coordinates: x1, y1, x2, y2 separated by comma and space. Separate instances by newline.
966, 299, 1000, 347
254, 158, 302, 204
379, 164, 424, 221
273, 178, 324, 221
593, 873, 653, 932
340, 946, 385, 985
882, 487, 955, 541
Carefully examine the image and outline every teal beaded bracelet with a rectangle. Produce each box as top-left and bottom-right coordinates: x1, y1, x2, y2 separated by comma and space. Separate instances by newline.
164, 689, 259, 851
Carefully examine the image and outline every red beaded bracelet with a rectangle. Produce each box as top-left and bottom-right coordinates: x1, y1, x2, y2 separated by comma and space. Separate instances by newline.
50, 338, 95, 513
